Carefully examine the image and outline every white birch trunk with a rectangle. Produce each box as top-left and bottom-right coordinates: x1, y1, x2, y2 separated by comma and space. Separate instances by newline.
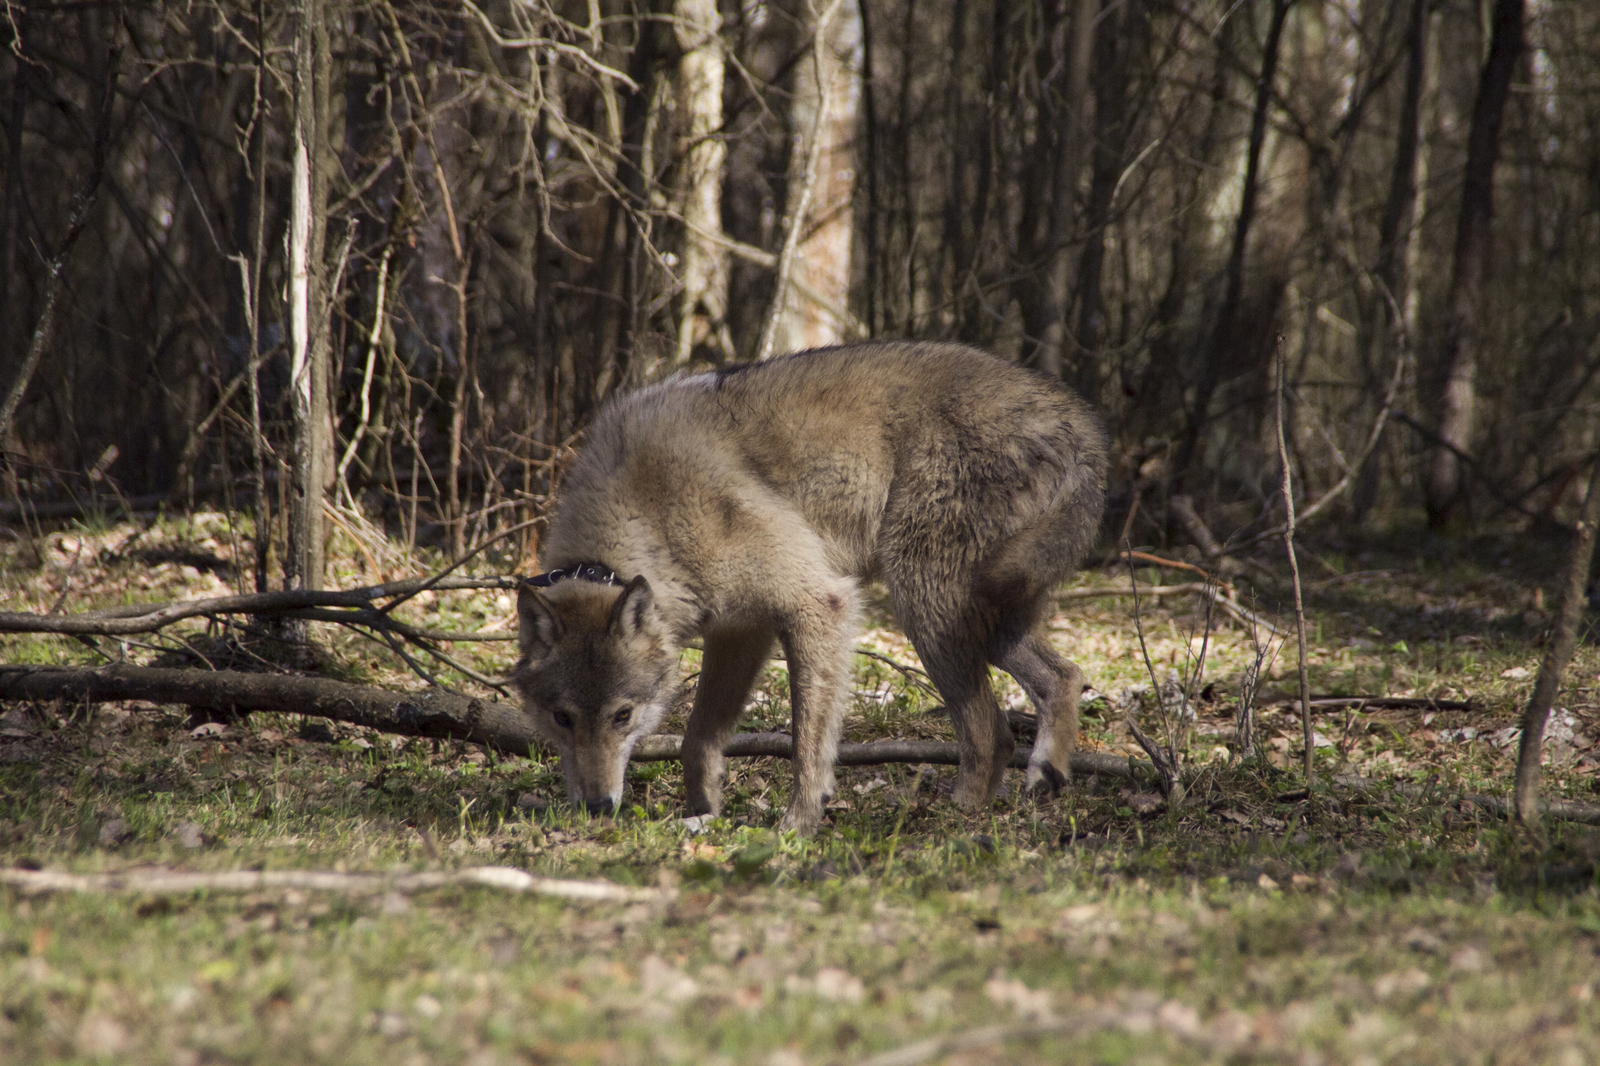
673, 0, 729, 363
287, 0, 328, 593
762, 0, 860, 357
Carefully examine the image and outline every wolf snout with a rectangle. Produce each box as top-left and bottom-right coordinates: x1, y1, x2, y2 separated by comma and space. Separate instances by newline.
584, 797, 617, 816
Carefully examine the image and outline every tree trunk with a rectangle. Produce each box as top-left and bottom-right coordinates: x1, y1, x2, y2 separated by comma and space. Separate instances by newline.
672, 0, 729, 364
1176, 0, 1292, 490
1514, 455, 1600, 823
937, 0, 970, 327
1137, 12, 1237, 446
0, 21, 119, 453
1016, 0, 1095, 380
1425, 0, 1525, 531
760, 0, 859, 358
597, 6, 662, 400
859, 0, 882, 336
286, 0, 333, 596
1072, 0, 1145, 403
0, 8, 28, 353
1354, 0, 1434, 525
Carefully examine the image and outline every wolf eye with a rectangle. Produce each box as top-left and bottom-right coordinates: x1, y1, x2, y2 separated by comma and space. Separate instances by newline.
552, 711, 573, 730
612, 706, 633, 727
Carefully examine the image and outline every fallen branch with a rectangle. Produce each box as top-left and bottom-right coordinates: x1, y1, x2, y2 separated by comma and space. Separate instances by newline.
1255, 694, 1474, 711
0, 576, 521, 637
0, 864, 666, 903
1060, 581, 1214, 601
0, 663, 541, 752
1167, 495, 1225, 560
633, 731, 1141, 778
0, 473, 284, 522
1118, 549, 1223, 585
0, 663, 1140, 778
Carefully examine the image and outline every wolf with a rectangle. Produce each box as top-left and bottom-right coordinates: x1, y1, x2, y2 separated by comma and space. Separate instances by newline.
512, 341, 1107, 831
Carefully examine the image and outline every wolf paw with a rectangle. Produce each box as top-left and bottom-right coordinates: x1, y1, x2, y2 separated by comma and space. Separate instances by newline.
1024, 761, 1069, 798
776, 806, 824, 835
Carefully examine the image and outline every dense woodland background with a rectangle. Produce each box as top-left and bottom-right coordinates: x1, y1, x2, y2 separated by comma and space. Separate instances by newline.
1, 0, 1597, 591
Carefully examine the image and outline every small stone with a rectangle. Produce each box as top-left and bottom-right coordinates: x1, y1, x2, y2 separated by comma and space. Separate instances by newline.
172, 821, 207, 849
99, 819, 134, 848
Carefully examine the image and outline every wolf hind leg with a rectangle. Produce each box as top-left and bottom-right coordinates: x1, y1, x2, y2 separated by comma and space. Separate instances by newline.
915, 633, 1015, 808
682, 628, 774, 817
992, 629, 1083, 795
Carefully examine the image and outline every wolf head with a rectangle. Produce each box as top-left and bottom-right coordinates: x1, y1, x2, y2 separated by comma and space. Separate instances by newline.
512, 575, 676, 815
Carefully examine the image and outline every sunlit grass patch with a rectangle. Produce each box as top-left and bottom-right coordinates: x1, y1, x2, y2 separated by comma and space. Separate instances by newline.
3, 519, 1600, 1061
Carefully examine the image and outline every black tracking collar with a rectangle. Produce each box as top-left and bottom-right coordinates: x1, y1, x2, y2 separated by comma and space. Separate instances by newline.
524, 563, 620, 588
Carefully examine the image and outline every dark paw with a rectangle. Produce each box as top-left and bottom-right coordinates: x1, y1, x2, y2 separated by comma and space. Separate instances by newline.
1027, 762, 1069, 797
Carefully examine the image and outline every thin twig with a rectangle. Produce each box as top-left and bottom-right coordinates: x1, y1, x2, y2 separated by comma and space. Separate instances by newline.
1118, 550, 1223, 585
1122, 538, 1182, 798
1275, 339, 1315, 786
853, 647, 935, 696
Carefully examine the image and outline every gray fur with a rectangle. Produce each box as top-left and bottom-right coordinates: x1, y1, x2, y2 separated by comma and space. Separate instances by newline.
512, 341, 1108, 830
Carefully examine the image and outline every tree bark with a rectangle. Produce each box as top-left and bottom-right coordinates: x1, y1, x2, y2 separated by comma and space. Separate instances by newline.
1016, 0, 1096, 380
1354, 0, 1435, 525
1425, 0, 1525, 531
672, 0, 730, 363
1513, 455, 1600, 824
1072, 0, 1145, 403
1176, 0, 1292, 489
286, 0, 334, 595
0, 23, 120, 451
758, 0, 858, 358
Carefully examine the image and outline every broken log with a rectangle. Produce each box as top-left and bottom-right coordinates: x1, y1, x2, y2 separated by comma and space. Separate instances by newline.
0, 663, 1137, 778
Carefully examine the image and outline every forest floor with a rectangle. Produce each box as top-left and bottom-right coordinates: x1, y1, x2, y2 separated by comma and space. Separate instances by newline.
1, 512, 1599, 1065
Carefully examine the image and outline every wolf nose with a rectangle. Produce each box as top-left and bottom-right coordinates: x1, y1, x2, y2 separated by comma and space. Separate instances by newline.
585, 798, 616, 816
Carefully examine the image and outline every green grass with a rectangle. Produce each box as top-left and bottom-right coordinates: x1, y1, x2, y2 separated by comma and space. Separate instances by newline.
2, 518, 1600, 1063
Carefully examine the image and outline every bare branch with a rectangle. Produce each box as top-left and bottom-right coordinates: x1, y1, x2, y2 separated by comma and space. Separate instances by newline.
0, 865, 666, 904
0, 577, 520, 637
1275, 340, 1315, 786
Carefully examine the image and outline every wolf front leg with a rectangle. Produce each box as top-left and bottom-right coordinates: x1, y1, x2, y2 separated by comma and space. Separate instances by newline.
774, 591, 857, 832
681, 628, 775, 817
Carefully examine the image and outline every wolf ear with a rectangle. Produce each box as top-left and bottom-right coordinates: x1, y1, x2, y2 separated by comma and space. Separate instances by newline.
517, 583, 563, 660
607, 575, 661, 640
